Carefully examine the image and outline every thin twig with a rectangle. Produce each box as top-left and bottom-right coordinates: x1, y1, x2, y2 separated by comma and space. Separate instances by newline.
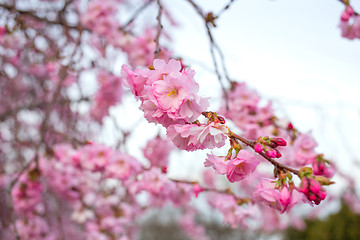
121, 0, 155, 30
217, 0, 238, 18
0, 3, 81, 30
0, 97, 89, 122
214, 42, 232, 83
184, 0, 230, 110
154, 0, 163, 59
205, 26, 229, 110
186, 0, 204, 16
170, 178, 250, 203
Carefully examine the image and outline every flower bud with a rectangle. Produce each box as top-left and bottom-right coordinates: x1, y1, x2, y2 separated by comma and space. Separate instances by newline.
315, 176, 335, 186
254, 143, 263, 153
271, 137, 287, 147
341, 12, 350, 21
346, 5, 355, 16
193, 183, 204, 198
265, 148, 277, 158
275, 149, 282, 158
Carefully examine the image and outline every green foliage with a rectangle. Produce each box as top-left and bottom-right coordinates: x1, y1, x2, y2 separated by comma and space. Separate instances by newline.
285, 202, 360, 240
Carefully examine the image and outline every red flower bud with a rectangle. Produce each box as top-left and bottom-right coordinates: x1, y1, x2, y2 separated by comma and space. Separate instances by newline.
271, 137, 287, 147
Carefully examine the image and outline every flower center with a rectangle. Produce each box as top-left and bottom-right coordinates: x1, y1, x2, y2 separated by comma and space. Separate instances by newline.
168, 87, 178, 97
236, 163, 244, 171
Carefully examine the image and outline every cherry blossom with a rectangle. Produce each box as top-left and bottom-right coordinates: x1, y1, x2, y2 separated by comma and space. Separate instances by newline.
226, 150, 260, 183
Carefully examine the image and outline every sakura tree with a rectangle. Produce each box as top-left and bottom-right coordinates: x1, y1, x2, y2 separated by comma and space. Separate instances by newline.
0, 0, 359, 240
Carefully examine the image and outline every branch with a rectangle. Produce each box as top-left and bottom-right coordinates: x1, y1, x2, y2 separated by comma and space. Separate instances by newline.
0, 3, 80, 30
205, 25, 229, 109
0, 97, 89, 122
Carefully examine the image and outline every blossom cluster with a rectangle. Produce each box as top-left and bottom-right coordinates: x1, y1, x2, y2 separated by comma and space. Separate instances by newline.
4, 142, 211, 240
121, 59, 230, 151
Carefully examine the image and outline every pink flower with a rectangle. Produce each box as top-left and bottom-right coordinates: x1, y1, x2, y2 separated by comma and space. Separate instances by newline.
167, 122, 228, 151
253, 179, 305, 213
190, 122, 228, 149
12, 177, 43, 214
204, 154, 227, 174
207, 192, 255, 228
76, 144, 112, 171
338, 6, 360, 40
193, 183, 204, 198
120, 65, 147, 98
152, 74, 191, 112
167, 124, 202, 151
298, 177, 327, 205
90, 71, 123, 122
121, 59, 209, 126
140, 99, 186, 127
16, 216, 56, 240
151, 58, 182, 78
105, 152, 142, 181
143, 136, 173, 168
291, 132, 318, 166
226, 150, 259, 183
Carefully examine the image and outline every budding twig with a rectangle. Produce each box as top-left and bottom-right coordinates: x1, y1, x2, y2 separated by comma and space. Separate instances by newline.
228, 130, 300, 176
